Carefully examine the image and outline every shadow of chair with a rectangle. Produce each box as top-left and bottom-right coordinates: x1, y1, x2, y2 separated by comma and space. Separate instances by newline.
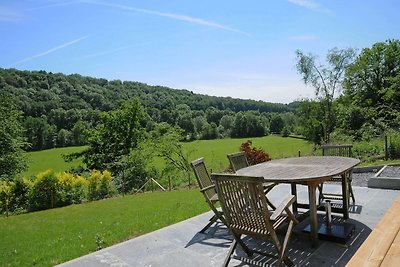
191, 157, 227, 234
319, 144, 356, 205
227, 151, 277, 210
211, 173, 299, 267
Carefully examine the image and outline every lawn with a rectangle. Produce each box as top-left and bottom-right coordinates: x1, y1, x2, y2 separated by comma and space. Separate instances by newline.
23, 146, 86, 178
0, 189, 208, 266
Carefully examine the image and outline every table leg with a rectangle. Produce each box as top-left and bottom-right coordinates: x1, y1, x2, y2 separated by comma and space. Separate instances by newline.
291, 183, 298, 214
308, 181, 319, 247
342, 172, 349, 219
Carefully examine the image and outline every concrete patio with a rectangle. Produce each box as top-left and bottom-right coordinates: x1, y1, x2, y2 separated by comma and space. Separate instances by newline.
58, 184, 399, 267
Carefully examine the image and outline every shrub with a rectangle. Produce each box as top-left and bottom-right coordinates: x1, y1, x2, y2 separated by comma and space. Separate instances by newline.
28, 170, 59, 211
113, 148, 156, 194
9, 178, 30, 212
0, 180, 12, 216
57, 172, 88, 205
240, 140, 271, 165
87, 170, 116, 201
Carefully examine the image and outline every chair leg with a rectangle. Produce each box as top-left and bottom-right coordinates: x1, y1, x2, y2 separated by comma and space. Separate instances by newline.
318, 183, 324, 205
232, 233, 253, 257
349, 182, 355, 203
222, 239, 237, 267
199, 214, 218, 233
280, 220, 295, 267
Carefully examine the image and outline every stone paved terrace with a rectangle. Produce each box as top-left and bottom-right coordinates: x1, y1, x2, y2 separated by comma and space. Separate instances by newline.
58, 184, 399, 267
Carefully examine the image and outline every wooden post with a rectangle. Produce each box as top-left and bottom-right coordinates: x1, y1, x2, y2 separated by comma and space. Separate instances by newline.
385, 134, 388, 160
298, 151, 301, 157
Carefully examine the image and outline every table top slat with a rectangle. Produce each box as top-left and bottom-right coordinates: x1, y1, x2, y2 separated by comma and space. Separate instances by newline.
236, 156, 360, 182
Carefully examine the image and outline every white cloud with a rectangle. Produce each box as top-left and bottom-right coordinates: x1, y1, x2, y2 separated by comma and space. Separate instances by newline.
83, 1, 250, 36
288, 0, 334, 15
11, 36, 88, 66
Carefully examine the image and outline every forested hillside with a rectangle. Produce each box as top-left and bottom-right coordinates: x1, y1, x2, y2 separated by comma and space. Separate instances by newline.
0, 68, 297, 151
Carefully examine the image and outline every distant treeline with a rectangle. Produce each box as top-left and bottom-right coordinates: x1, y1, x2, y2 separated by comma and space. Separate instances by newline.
0, 68, 299, 151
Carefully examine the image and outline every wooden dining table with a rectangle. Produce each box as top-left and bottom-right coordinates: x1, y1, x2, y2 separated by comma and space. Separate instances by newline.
236, 156, 360, 247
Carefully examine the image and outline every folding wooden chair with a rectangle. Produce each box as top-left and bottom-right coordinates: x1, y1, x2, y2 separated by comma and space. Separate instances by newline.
212, 173, 298, 267
319, 144, 356, 205
191, 158, 226, 233
227, 151, 277, 210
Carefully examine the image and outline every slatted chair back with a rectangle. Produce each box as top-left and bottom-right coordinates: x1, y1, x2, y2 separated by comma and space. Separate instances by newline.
321, 144, 353, 157
191, 157, 215, 201
212, 174, 274, 235
191, 158, 226, 233
211, 173, 297, 266
319, 144, 355, 204
227, 151, 249, 172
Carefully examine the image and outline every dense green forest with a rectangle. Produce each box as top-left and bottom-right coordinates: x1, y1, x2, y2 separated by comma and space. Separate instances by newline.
0, 68, 298, 151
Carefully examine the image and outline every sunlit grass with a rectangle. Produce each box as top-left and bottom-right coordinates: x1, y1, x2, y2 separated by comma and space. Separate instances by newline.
23, 146, 86, 177
184, 135, 315, 172
0, 189, 208, 266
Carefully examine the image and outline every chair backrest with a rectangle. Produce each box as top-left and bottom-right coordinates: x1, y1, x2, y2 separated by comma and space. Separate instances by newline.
211, 173, 274, 235
190, 158, 215, 200
321, 144, 353, 157
227, 151, 249, 172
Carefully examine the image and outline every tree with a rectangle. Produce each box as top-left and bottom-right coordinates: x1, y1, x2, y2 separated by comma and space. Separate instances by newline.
297, 100, 324, 144
0, 93, 27, 180
344, 39, 400, 131
150, 123, 195, 188
269, 114, 285, 134
295, 47, 357, 143
78, 98, 145, 171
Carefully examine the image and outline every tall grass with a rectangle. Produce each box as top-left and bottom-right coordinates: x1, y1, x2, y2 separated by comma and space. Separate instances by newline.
0, 190, 208, 266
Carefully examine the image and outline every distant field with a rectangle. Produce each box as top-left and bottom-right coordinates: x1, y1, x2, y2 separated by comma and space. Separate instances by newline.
184, 135, 315, 172
23, 136, 314, 177
23, 146, 86, 177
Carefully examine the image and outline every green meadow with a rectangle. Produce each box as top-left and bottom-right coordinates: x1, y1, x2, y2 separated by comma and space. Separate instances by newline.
23, 146, 86, 177
23, 136, 314, 177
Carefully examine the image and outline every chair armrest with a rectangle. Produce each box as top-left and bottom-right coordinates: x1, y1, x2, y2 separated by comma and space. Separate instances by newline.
270, 195, 296, 221
200, 184, 215, 193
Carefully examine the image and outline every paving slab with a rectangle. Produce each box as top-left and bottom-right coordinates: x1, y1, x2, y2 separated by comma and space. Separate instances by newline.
58, 184, 399, 267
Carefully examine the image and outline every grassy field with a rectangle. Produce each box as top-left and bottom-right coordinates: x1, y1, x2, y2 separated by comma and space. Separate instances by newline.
0, 189, 208, 266
23, 146, 86, 177
185, 135, 315, 172
23, 136, 315, 177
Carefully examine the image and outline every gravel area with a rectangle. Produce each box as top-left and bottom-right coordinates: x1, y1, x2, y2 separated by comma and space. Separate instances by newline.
352, 172, 375, 187
379, 165, 400, 177
352, 165, 400, 187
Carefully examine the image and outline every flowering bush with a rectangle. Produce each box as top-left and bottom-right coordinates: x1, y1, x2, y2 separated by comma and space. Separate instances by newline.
240, 140, 271, 165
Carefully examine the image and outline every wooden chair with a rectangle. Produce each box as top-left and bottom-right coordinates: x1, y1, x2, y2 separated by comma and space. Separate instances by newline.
227, 151, 277, 210
319, 144, 356, 205
191, 158, 226, 233
227, 151, 249, 172
211, 173, 298, 267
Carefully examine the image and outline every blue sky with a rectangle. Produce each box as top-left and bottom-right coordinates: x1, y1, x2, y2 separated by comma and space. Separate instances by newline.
1, 0, 399, 103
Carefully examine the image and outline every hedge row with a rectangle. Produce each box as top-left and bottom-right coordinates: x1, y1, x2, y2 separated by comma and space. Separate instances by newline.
0, 170, 115, 215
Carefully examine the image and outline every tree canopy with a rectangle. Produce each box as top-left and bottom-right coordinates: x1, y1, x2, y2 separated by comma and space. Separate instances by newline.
0, 93, 27, 180
295, 47, 357, 143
